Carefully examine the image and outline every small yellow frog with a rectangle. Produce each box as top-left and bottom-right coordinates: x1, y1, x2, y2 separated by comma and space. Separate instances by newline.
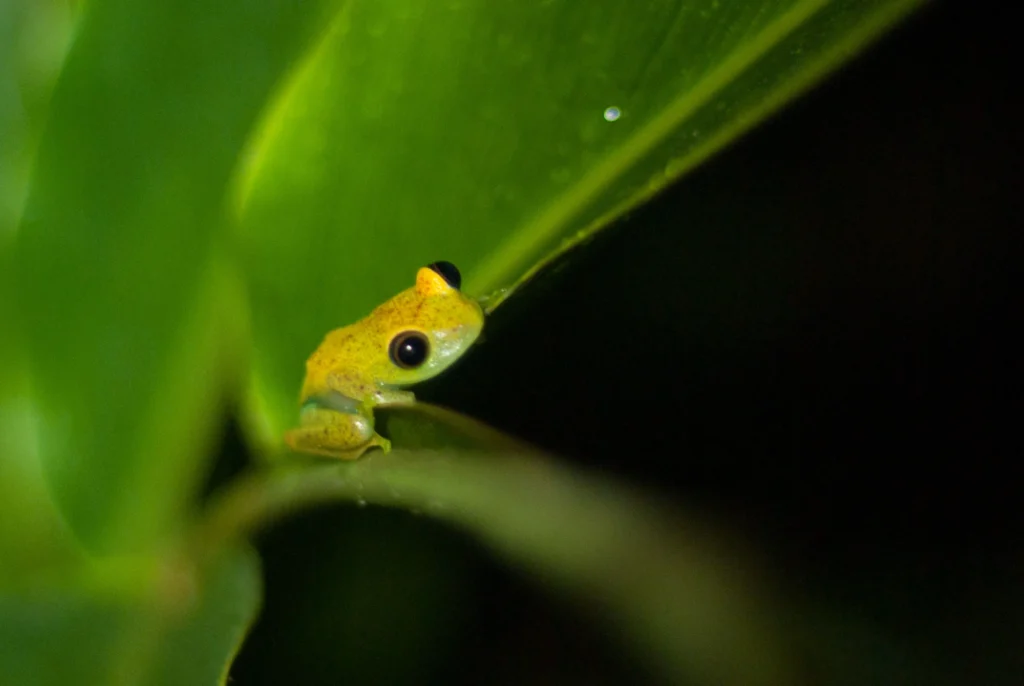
285, 261, 484, 459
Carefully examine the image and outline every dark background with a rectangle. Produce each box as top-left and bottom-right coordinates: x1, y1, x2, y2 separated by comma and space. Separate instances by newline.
229, 2, 1022, 684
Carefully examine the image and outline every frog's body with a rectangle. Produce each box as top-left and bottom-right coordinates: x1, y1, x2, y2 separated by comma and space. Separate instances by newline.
285, 262, 484, 459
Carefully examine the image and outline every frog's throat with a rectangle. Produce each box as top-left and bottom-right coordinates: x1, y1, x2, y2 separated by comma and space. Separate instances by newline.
302, 390, 362, 415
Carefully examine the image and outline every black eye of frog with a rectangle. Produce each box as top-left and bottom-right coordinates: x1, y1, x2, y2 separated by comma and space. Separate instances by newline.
427, 261, 461, 290
389, 330, 430, 369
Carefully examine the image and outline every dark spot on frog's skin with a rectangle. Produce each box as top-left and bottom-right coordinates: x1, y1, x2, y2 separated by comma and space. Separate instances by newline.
427, 261, 461, 289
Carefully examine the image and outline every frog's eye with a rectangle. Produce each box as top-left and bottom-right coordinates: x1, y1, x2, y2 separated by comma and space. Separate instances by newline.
389, 330, 430, 369
427, 261, 461, 290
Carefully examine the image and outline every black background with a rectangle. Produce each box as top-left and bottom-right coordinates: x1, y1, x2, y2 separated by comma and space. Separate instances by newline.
229, 2, 1022, 684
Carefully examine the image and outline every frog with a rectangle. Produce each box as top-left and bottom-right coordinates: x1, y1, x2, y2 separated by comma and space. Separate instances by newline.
284, 261, 484, 459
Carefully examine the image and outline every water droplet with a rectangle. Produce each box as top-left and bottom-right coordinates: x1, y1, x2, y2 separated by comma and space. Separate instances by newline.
603, 106, 621, 122
356, 497, 367, 508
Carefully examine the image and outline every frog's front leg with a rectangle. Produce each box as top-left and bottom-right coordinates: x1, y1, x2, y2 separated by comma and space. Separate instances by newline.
321, 373, 415, 409
284, 402, 390, 460
371, 388, 416, 406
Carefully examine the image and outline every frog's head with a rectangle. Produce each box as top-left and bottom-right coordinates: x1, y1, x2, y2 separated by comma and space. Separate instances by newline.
370, 261, 484, 388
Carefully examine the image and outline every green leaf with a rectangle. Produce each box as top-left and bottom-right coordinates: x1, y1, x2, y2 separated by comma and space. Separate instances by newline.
0, 247, 81, 578
235, 0, 923, 446
1, 3, 77, 570
0, 0, 75, 246
13, 0, 336, 551
0, 547, 261, 686
200, 454, 791, 686
0, 588, 143, 685
145, 548, 262, 686
378, 402, 538, 453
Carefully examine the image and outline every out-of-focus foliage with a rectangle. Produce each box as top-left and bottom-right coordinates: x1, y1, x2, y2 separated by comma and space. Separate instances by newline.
1, 0, 81, 584
0, 0, 74, 247
0, 547, 260, 686
0, 0, 927, 683
200, 441, 792, 685
13, 0, 340, 553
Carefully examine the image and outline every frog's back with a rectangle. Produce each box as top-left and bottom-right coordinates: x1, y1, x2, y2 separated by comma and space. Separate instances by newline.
299, 321, 374, 402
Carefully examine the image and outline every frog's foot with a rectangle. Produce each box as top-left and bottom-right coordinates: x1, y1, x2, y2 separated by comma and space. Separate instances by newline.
284, 406, 390, 460
285, 429, 390, 460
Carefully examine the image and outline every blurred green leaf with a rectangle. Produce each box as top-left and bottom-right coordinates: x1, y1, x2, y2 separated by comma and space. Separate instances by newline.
0, 245, 81, 578
1, 6, 76, 568
1, 0, 76, 246
13, 0, 336, 551
235, 0, 923, 447
201, 452, 791, 686
146, 547, 262, 686
378, 402, 538, 453
0, 587, 144, 685
0, 547, 261, 686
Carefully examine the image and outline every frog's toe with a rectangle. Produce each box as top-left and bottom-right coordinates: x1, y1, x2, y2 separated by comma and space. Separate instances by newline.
365, 433, 391, 455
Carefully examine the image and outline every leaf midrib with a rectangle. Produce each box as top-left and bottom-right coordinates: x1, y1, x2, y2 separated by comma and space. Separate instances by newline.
465, 0, 831, 299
